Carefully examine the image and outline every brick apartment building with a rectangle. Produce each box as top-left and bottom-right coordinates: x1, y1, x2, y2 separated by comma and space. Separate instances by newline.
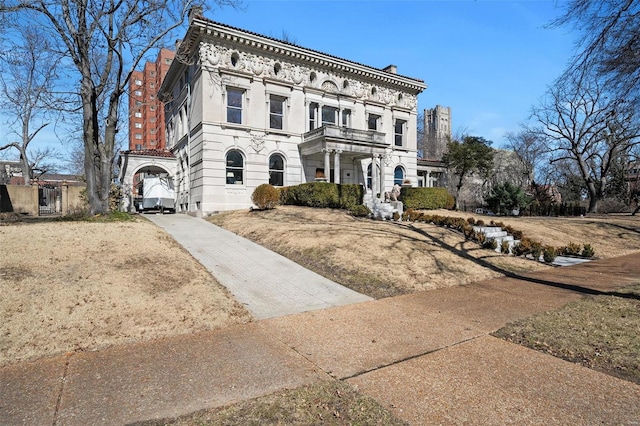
128, 48, 175, 151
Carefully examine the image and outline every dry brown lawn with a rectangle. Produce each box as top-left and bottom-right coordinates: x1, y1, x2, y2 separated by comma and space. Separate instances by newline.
208, 206, 640, 298
0, 217, 251, 366
2, 207, 639, 368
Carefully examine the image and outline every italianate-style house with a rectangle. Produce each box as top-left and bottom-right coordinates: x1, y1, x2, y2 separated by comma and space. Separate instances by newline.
131, 11, 426, 215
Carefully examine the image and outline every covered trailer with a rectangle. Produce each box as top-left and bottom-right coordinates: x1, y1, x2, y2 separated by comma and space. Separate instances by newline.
137, 176, 175, 213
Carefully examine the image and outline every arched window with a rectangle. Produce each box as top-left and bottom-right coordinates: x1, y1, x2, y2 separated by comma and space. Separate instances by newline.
394, 166, 405, 186
269, 153, 285, 186
226, 150, 244, 185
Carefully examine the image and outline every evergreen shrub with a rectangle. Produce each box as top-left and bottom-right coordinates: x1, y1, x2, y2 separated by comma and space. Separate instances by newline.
279, 182, 364, 209
251, 184, 279, 210
400, 187, 455, 210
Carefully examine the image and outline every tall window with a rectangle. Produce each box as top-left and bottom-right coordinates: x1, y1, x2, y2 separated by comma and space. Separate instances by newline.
309, 102, 318, 130
269, 95, 285, 130
341, 109, 351, 127
394, 166, 405, 186
269, 154, 285, 186
368, 114, 381, 131
322, 106, 338, 126
226, 150, 244, 184
227, 88, 243, 124
394, 119, 406, 146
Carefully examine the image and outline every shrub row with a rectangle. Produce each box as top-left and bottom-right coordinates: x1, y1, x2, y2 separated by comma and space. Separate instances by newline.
400, 208, 596, 264
399, 187, 455, 210
526, 202, 587, 217
279, 182, 364, 209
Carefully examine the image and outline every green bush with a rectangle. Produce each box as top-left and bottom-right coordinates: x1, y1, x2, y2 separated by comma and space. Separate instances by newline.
483, 239, 498, 250
279, 182, 363, 209
543, 246, 557, 263
252, 184, 279, 210
348, 204, 371, 218
400, 187, 455, 210
582, 244, 595, 258
513, 237, 534, 257
560, 242, 582, 256
531, 241, 543, 260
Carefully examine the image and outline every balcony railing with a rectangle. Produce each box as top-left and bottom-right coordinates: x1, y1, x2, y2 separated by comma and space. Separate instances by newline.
304, 125, 386, 145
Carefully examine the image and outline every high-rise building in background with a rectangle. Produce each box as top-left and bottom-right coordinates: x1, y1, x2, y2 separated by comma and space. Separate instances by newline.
128, 48, 175, 151
423, 105, 451, 161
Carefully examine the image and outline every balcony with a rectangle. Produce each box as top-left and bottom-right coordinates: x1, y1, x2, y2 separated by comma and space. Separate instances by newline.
303, 124, 386, 146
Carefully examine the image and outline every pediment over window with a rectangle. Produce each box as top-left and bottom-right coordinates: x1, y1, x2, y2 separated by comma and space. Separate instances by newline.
321, 80, 338, 94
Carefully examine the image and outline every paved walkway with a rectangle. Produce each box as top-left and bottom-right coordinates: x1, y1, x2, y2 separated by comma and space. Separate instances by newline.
2, 222, 640, 424
144, 213, 372, 319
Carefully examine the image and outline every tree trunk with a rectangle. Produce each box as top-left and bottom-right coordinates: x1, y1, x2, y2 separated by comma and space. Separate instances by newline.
81, 76, 106, 215
18, 147, 31, 186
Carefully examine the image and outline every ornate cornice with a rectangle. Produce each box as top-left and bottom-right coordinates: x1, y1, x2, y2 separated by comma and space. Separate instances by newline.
172, 18, 426, 95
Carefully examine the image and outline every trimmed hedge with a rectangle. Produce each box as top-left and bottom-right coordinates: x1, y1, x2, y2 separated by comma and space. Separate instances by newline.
279, 182, 364, 209
251, 183, 279, 210
400, 187, 455, 210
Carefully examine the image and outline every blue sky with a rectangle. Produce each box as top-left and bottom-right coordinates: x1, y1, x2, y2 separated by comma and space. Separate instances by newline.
1, 0, 576, 169
210, 0, 576, 148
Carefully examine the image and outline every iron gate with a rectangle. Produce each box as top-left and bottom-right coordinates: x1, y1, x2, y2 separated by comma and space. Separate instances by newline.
39, 184, 62, 215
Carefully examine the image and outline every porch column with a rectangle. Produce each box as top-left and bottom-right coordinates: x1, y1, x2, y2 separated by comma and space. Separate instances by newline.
371, 155, 378, 198
323, 148, 331, 182
334, 150, 342, 184
426, 170, 431, 187
379, 156, 386, 197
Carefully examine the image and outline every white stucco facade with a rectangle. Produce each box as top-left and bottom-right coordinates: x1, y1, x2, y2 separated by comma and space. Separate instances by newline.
159, 16, 426, 215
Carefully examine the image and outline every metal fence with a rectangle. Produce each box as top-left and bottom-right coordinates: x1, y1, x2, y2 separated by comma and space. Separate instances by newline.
38, 185, 62, 215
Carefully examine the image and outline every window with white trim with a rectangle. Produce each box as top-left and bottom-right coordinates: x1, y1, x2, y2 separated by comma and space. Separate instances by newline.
269, 95, 285, 130
134, 112, 142, 118
368, 114, 381, 131
394, 166, 405, 186
226, 150, 244, 185
269, 153, 285, 186
394, 119, 406, 147
134, 122, 142, 129
322, 106, 338, 126
341, 109, 351, 127
309, 102, 318, 130
227, 88, 244, 124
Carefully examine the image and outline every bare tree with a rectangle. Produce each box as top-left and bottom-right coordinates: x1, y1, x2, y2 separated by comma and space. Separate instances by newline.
416, 109, 425, 158
0, 28, 60, 185
505, 126, 548, 186
532, 74, 640, 213
0, 0, 238, 213
553, 0, 640, 107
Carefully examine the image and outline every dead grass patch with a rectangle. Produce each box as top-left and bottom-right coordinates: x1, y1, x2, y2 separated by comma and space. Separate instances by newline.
0, 218, 251, 366
494, 284, 640, 384
208, 206, 552, 298
135, 380, 407, 426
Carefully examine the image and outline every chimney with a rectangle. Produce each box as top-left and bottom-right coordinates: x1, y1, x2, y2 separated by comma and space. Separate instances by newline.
383, 64, 397, 74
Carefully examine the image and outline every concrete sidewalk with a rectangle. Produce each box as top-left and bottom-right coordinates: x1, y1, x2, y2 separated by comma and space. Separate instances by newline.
144, 213, 372, 319
2, 240, 640, 424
